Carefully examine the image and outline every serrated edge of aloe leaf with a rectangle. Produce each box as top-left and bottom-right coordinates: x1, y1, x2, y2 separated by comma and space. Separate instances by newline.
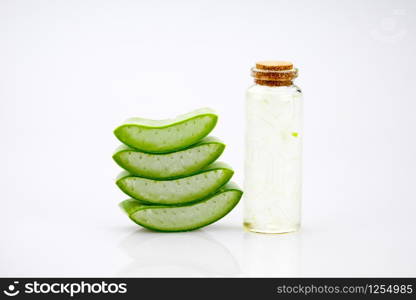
114, 109, 217, 132
119, 108, 217, 128
112, 136, 225, 156
115, 161, 233, 182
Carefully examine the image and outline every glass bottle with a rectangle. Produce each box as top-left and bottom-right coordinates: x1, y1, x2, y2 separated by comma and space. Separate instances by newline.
243, 61, 302, 234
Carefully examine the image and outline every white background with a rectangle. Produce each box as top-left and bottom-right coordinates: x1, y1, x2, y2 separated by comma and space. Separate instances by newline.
1, 0, 415, 277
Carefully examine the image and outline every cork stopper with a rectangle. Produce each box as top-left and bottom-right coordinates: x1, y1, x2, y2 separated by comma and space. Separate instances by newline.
252, 60, 298, 86
256, 61, 293, 71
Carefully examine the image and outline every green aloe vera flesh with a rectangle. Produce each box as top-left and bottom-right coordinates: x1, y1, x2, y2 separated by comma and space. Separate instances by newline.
112, 137, 225, 179
116, 163, 233, 205
119, 183, 243, 232
114, 108, 218, 153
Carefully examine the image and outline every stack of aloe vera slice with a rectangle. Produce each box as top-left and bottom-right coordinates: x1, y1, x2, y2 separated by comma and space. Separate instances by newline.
113, 108, 243, 232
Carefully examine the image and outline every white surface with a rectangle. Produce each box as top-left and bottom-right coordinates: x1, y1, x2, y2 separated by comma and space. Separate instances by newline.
1, 0, 416, 277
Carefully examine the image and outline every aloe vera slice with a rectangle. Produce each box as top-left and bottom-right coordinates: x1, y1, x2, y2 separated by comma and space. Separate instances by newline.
116, 162, 233, 205
112, 137, 225, 179
114, 108, 218, 153
119, 183, 242, 232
